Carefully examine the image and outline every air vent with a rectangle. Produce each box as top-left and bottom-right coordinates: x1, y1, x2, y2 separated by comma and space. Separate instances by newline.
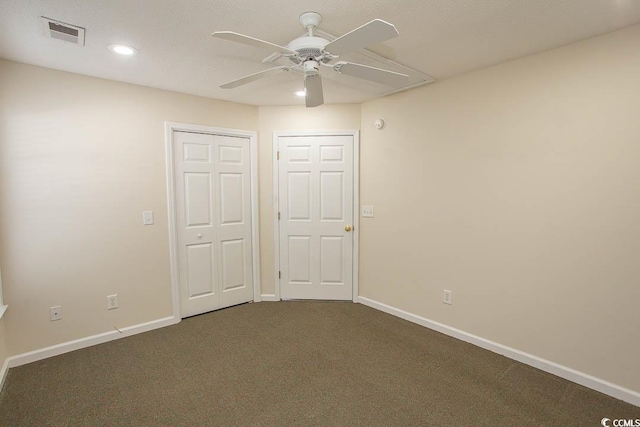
40, 17, 85, 46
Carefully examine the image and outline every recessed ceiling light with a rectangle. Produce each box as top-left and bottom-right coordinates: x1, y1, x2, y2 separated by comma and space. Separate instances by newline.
294, 90, 306, 97
108, 44, 138, 55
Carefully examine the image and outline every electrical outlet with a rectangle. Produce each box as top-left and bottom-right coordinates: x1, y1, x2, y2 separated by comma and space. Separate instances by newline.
107, 294, 118, 310
50, 306, 62, 321
443, 290, 453, 305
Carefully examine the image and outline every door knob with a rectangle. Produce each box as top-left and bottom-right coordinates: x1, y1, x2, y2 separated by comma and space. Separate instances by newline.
196, 233, 203, 238
345, 225, 352, 232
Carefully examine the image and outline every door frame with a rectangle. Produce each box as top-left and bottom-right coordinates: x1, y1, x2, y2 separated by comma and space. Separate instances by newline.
165, 121, 261, 319
272, 130, 360, 302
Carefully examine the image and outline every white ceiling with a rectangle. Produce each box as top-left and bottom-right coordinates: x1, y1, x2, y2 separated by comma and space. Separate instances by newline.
1, 0, 640, 107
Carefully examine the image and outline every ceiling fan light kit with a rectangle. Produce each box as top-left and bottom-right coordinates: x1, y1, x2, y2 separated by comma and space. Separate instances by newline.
212, 11, 409, 107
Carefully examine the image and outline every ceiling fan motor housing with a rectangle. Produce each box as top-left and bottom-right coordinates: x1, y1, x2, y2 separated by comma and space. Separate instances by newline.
287, 36, 330, 63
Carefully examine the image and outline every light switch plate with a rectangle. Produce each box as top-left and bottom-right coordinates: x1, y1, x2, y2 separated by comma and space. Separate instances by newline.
143, 211, 154, 225
362, 206, 374, 218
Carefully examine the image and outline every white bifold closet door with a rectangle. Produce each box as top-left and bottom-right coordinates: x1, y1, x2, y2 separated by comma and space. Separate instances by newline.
174, 131, 253, 317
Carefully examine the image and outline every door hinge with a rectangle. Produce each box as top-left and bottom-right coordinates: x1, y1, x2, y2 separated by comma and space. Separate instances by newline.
278, 212, 281, 220
278, 271, 281, 279
277, 151, 280, 160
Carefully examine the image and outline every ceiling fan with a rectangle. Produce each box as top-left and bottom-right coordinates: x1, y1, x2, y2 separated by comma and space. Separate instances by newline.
212, 12, 409, 107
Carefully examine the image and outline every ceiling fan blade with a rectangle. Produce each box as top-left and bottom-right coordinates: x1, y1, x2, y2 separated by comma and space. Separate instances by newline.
220, 66, 290, 89
305, 74, 324, 107
324, 19, 399, 55
333, 62, 409, 86
212, 31, 296, 55
262, 52, 282, 63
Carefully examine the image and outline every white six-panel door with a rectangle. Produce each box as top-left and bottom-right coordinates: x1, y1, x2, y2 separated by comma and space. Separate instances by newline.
278, 134, 354, 300
174, 131, 253, 317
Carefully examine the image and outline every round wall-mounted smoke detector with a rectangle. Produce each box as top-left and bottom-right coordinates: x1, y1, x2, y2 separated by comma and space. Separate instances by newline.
374, 119, 385, 129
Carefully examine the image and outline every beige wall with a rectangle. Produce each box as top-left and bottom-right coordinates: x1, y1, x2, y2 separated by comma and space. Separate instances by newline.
2, 22, 639, 396
359, 24, 640, 392
0, 60, 258, 355
257, 105, 361, 296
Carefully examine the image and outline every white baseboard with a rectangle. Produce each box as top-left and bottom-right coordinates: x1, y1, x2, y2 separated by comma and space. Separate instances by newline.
260, 294, 279, 302
7, 316, 180, 369
357, 296, 640, 407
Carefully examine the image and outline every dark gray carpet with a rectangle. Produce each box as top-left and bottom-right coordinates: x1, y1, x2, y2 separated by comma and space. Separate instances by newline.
0, 302, 638, 426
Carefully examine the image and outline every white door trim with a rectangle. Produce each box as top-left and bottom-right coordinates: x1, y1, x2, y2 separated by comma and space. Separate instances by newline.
165, 122, 261, 319
272, 130, 360, 302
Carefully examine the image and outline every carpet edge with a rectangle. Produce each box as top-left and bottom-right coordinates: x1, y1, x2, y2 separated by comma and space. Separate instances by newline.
357, 296, 640, 407
6, 316, 180, 369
